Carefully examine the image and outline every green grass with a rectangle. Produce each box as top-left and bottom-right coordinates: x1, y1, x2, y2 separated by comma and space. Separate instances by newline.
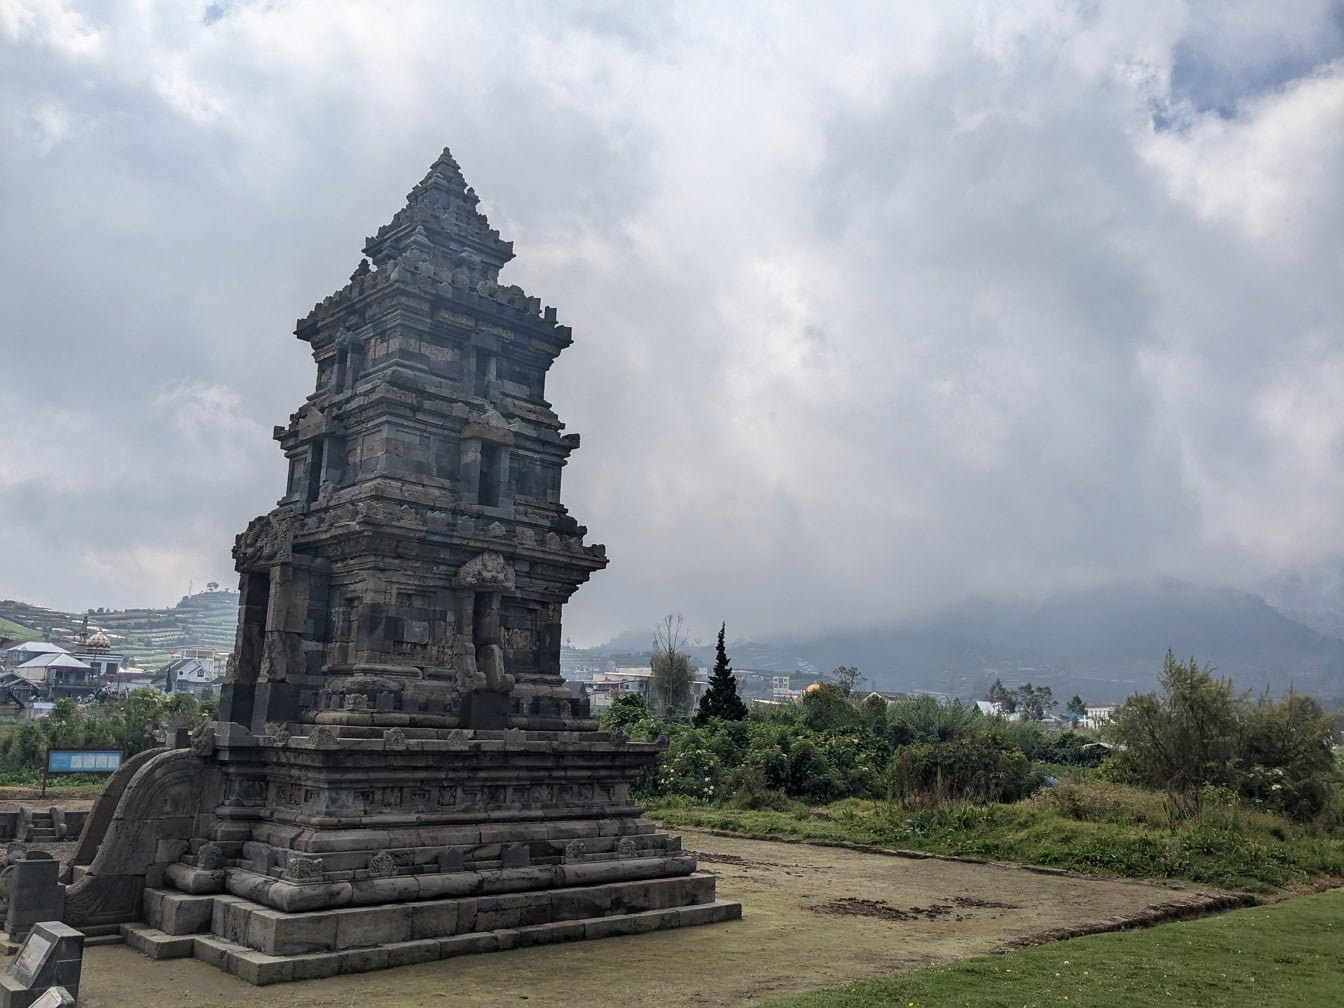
761, 889, 1344, 1008
648, 781, 1344, 892
0, 617, 38, 639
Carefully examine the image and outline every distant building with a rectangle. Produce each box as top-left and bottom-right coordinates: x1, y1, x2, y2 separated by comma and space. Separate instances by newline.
158, 657, 220, 696
2, 641, 68, 669
172, 647, 231, 680
584, 666, 707, 710
0, 673, 39, 721
12, 651, 97, 698
70, 628, 129, 685
1083, 703, 1121, 730
974, 700, 1022, 721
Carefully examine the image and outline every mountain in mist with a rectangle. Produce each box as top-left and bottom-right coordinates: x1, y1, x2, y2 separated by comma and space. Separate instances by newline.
594, 579, 1344, 705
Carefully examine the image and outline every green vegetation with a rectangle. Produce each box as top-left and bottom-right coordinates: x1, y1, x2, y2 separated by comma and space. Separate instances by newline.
649, 782, 1344, 892
1106, 651, 1339, 821
609, 655, 1344, 892
695, 623, 747, 726
649, 614, 696, 714
0, 591, 237, 669
761, 888, 1344, 1008
0, 617, 38, 640
0, 689, 215, 786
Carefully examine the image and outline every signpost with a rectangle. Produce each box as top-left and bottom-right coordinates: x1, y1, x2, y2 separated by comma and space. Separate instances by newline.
41, 749, 123, 798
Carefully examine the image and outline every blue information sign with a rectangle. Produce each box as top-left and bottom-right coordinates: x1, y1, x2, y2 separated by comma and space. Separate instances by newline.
46, 750, 123, 774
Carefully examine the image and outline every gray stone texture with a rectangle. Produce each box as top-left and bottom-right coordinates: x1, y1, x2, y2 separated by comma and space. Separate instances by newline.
0, 921, 85, 1008
74, 149, 738, 984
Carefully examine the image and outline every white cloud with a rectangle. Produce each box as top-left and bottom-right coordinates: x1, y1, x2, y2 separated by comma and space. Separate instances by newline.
0, 1, 1340, 645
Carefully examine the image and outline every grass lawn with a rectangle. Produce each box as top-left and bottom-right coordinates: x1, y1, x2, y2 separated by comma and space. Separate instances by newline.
762, 888, 1344, 1008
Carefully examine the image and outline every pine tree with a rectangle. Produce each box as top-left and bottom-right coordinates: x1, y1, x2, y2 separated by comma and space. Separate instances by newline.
696, 622, 748, 725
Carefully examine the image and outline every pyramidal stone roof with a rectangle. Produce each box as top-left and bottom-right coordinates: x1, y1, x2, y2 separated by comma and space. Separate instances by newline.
297, 149, 555, 337
364, 147, 514, 271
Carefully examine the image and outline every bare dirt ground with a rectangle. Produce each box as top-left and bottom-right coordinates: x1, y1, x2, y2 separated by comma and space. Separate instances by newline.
57, 828, 1239, 1008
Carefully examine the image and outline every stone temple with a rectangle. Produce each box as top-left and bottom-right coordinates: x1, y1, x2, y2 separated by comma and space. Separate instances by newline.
58, 150, 740, 983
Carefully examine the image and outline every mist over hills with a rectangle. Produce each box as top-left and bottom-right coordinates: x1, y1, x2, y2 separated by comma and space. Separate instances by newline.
4, 579, 1339, 708
598, 580, 1344, 706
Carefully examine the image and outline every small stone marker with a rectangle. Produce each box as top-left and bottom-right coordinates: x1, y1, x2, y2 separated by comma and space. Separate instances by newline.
4, 855, 63, 944
0, 921, 84, 1008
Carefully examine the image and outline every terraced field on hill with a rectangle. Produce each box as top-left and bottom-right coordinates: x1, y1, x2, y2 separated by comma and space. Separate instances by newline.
0, 590, 238, 670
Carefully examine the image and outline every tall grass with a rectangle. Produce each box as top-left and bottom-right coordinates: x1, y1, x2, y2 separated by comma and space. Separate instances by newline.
649, 778, 1344, 893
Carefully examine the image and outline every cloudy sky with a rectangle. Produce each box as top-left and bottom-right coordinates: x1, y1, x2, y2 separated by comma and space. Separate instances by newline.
2, 1, 1342, 646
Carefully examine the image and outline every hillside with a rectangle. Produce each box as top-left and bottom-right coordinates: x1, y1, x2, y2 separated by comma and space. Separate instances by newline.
592, 580, 1344, 705
0, 590, 239, 670
0, 616, 39, 640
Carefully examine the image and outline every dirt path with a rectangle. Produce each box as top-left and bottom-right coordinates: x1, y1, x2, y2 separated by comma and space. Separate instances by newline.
67, 828, 1240, 1008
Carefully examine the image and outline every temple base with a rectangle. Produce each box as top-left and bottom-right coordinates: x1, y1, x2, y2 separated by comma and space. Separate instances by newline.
125, 875, 740, 984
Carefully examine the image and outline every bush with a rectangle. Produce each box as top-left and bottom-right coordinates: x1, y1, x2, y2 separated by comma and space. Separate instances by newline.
889, 734, 1037, 804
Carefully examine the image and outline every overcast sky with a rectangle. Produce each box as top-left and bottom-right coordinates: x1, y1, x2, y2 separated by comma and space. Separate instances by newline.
2, 1, 1342, 646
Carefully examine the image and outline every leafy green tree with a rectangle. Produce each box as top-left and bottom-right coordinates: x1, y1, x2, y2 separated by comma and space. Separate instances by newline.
1241, 690, 1338, 821
829, 665, 863, 696
988, 678, 1016, 713
801, 684, 861, 732
1066, 694, 1087, 724
649, 614, 696, 714
887, 694, 981, 745
696, 623, 747, 725
602, 691, 650, 734
1014, 683, 1057, 721
1107, 652, 1246, 796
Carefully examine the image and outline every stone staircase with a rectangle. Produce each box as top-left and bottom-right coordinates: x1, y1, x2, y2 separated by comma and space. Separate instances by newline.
30, 812, 58, 844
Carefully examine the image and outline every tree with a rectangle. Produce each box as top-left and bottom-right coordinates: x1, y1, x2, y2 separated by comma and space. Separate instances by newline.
1066, 694, 1087, 725
987, 678, 1016, 713
1241, 690, 1338, 821
829, 665, 863, 696
1107, 651, 1246, 796
649, 614, 695, 714
602, 691, 650, 734
801, 684, 861, 732
696, 623, 747, 725
1014, 683, 1057, 721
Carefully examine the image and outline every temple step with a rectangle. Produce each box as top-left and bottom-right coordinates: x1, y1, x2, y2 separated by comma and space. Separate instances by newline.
176, 900, 741, 985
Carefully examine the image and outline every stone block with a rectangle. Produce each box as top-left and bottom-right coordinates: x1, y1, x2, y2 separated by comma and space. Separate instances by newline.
551, 888, 612, 921
408, 900, 459, 940
121, 926, 196, 961
384, 938, 441, 968
675, 899, 743, 927
209, 895, 249, 938
141, 888, 166, 929
500, 843, 530, 869
231, 949, 296, 986
437, 931, 497, 959
262, 910, 338, 956
189, 934, 232, 971
513, 920, 585, 948
333, 905, 411, 949
475, 908, 522, 931
218, 900, 251, 945
287, 952, 341, 982
159, 893, 215, 935
336, 946, 389, 975
582, 914, 635, 940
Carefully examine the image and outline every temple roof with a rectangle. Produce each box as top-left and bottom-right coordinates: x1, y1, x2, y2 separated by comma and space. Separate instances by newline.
364, 147, 514, 272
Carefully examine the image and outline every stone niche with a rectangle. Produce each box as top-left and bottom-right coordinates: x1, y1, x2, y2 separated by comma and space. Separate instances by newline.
62, 149, 738, 984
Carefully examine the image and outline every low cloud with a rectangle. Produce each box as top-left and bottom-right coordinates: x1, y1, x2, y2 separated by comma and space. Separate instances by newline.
2, 2, 1340, 645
